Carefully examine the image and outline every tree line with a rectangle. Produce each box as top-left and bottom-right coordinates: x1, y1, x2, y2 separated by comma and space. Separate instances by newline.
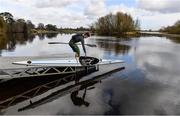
160, 20, 180, 34
1, 11, 141, 36
0, 12, 33, 34
91, 12, 140, 36
0, 12, 89, 35
0, 12, 59, 34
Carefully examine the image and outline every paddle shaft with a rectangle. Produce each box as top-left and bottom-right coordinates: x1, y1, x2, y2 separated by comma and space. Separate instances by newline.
48, 42, 97, 47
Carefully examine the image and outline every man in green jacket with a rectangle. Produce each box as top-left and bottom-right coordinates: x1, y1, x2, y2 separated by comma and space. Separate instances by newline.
69, 32, 91, 58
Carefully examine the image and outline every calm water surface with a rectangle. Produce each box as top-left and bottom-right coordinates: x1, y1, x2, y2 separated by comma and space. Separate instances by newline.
1, 33, 180, 115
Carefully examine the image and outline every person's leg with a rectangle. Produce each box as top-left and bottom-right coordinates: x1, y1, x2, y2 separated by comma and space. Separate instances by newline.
69, 42, 80, 60
73, 44, 80, 65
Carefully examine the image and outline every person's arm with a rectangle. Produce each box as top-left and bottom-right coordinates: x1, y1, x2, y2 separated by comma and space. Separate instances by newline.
81, 38, 86, 55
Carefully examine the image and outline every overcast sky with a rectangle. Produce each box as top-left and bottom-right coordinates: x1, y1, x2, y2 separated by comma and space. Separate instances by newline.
0, 0, 180, 30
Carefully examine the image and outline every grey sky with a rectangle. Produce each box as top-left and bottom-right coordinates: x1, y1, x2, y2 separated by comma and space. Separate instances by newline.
0, 0, 180, 30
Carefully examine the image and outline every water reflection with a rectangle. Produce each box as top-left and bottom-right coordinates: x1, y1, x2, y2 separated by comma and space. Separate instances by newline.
0, 35, 7, 50
0, 33, 82, 56
0, 33, 35, 51
1, 33, 180, 114
46, 33, 58, 39
92, 36, 180, 115
71, 89, 89, 107
37, 33, 58, 40
71, 75, 89, 107
140, 34, 180, 44
0, 33, 58, 54
0, 65, 124, 114
95, 37, 131, 55
166, 36, 180, 43
37, 33, 46, 40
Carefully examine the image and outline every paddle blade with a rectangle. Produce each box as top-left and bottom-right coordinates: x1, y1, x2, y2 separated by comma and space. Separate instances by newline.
48, 42, 64, 44
86, 44, 97, 47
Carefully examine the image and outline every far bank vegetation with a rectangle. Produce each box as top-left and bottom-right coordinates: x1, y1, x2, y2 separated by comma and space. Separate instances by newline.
91, 12, 140, 36
160, 20, 180, 35
0, 12, 89, 36
0, 12, 35, 34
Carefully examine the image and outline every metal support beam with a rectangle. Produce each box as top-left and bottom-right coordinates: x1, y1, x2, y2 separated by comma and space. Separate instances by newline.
0, 66, 96, 79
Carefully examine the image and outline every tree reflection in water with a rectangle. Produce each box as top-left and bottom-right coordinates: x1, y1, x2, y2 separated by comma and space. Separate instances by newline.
95, 37, 131, 55
0, 33, 58, 55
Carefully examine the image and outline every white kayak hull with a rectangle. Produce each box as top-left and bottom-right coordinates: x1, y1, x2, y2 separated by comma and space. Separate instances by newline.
12, 59, 124, 67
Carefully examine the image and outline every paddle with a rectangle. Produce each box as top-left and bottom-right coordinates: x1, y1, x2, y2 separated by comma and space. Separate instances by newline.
48, 42, 97, 47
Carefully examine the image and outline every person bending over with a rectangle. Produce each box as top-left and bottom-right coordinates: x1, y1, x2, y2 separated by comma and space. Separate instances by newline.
69, 32, 91, 58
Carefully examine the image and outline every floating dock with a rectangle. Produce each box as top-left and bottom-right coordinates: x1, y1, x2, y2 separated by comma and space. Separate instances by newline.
0, 56, 96, 79
0, 56, 125, 111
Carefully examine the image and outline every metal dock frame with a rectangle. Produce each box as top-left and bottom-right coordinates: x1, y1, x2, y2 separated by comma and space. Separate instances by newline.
0, 65, 99, 79
0, 65, 98, 110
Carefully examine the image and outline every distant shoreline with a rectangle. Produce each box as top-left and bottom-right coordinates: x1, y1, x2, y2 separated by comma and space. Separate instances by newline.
31, 29, 59, 34
140, 32, 180, 38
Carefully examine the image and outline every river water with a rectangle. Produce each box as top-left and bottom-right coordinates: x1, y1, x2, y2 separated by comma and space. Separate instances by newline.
0, 33, 180, 115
